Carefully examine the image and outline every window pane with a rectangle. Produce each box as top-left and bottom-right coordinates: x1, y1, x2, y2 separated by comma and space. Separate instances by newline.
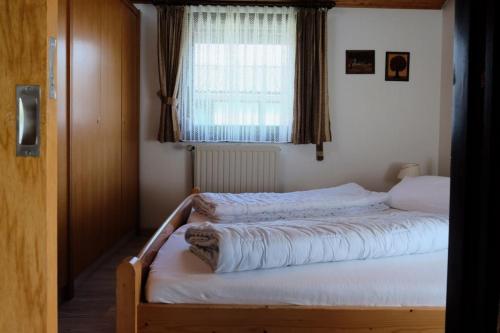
179, 6, 296, 143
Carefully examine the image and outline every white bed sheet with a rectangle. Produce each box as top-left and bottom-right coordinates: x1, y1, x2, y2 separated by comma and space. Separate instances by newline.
146, 212, 448, 306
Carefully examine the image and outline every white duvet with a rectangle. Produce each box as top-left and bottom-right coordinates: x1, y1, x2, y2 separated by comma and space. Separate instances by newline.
193, 183, 389, 223
185, 211, 448, 273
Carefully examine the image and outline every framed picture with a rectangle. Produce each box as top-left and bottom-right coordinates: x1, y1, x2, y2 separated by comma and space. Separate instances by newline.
385, 52, 410, 81
345, 50, 375, 74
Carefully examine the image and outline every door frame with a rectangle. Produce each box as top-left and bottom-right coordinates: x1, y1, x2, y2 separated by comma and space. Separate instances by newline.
445, 0, 500, 331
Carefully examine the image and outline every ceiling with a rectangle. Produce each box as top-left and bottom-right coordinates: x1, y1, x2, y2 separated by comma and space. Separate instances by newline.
335, 0, 446, 9
131, 0, 447, 10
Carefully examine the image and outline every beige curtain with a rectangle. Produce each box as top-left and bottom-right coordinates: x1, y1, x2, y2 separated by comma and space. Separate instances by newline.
157, 6, 185, 143
292, 8, 332, 160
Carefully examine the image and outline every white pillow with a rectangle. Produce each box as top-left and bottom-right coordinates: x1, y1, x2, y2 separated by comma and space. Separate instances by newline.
388, 176, 450, 215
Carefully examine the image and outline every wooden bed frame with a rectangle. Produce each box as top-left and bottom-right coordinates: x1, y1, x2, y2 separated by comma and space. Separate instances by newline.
116, 191, 446, 333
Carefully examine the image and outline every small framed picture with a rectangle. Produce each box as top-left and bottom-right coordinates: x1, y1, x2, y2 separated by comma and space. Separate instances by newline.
346, 50, 375, 74
385, 52, 410, 81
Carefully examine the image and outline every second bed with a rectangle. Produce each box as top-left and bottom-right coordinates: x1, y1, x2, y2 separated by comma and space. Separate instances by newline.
147, 211, 447, 306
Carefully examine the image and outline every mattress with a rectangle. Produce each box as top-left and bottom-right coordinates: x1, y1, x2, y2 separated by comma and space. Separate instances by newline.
146, 211, 448, 306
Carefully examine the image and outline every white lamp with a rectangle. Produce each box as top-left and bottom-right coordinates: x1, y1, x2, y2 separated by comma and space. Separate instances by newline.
397, 163, 421, 180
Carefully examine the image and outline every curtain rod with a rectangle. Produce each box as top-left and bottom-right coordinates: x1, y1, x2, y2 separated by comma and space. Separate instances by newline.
151, 0, 336, 9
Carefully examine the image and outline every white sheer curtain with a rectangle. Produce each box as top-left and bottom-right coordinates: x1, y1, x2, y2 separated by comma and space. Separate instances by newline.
179, 6, 297, 143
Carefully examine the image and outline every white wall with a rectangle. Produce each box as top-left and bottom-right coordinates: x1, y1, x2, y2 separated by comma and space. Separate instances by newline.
438, 0, 455, 176
136, 5, 448, 229
137, 4, 193, 230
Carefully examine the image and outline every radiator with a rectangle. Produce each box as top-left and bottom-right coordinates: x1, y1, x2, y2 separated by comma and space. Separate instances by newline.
193, 145, 280, 193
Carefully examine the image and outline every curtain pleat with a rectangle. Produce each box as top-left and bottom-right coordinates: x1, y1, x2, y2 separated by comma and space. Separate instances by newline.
292, 8, 332, 160
157, 6, 186, 142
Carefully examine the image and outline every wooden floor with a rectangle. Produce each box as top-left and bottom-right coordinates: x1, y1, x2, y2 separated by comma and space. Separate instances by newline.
59, 236, 147, 333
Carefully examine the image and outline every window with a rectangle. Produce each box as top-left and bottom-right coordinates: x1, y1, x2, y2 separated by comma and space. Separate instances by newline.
179, 6, 297, 143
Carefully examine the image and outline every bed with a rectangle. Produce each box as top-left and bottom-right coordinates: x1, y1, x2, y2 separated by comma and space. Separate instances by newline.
117, 180, 448, 333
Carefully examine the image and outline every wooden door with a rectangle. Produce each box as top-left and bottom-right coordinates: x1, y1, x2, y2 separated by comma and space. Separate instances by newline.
0, 0, 58, 332
121, 3, 140, 234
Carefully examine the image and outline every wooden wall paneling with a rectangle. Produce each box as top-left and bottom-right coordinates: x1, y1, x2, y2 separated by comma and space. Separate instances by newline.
101, 0, 125, 249
71, 0, 103, 275
121, 3, 141, 235
68, 0, 140, 279
0, 0, 58, 331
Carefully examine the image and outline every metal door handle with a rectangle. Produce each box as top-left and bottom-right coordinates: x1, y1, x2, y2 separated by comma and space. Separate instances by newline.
16, 85, 40, 157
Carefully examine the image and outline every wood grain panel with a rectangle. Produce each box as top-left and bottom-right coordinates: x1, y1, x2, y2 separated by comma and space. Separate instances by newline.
121, 4, 140, 236
101, 0, 125, 249
131, 0, 447, 9
117, 257, 142, 333
71, 0, 103, 275
0, 0, 58, 332
69, 0, 140, 278
138, 304, 445, 333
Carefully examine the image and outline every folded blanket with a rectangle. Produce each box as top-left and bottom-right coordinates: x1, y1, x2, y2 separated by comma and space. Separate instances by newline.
185, 211, 448, 273
193, 183, 390, 223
